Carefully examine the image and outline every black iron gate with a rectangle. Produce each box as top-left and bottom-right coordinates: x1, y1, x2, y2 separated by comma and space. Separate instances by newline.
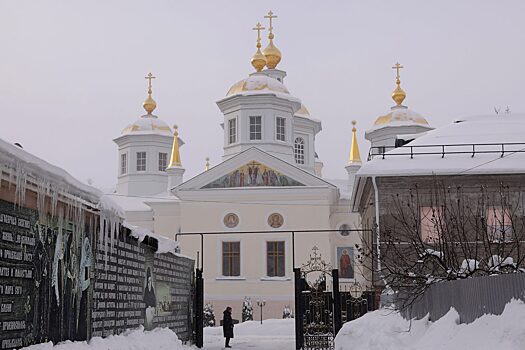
294, 247, 340, 350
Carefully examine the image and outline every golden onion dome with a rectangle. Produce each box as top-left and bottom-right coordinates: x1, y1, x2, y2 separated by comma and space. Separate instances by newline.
262, 39, 282, 69
391, 85, 406, 106
143, 95, 157, 114
251, 49, 267, 72
226, 74, 290, 97
373, 107, 429, 127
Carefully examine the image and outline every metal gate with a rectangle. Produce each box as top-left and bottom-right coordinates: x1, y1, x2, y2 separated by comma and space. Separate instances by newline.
294, 247, 340, 350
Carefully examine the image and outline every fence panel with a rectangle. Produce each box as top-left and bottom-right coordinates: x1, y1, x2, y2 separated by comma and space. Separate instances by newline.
399, 273, 525, 324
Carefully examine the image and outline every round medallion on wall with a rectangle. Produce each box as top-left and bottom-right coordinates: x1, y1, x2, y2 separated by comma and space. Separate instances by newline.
267, 213, 284, 228
339, 224, 351, 237
223, 213, 239, 228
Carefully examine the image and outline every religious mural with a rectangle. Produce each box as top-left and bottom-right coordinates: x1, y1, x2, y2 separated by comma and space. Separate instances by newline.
337, 247, 354, 280
202, 161, 305, 189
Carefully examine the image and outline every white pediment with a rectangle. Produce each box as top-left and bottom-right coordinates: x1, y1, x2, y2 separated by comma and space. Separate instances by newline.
174, 147, 336, 192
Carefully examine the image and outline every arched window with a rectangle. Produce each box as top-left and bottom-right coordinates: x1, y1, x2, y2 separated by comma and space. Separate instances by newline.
294, 137, 305, 164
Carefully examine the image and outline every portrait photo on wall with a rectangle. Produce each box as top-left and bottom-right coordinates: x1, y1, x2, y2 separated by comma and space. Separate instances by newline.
336, 247, 354, 279
143, 266, 157, 330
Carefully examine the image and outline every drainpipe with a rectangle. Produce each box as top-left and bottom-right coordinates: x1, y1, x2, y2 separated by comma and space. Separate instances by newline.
372, 176, 381, 273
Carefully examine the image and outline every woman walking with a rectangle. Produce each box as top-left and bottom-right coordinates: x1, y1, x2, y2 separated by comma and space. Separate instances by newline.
222, 306, 234, 348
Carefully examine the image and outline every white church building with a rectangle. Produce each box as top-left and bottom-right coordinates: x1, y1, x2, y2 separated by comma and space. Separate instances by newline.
107, 16, 433, 320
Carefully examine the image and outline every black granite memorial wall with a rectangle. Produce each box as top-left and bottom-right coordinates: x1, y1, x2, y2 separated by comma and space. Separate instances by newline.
0, 199, 194, 349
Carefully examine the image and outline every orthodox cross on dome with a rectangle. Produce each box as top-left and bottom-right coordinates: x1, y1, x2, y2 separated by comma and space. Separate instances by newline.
251, 22, 267, 72
391, 62, 406, 106
145, 72, 156, 94
392, 62, 404, 80
252, 22, 265, 48
143, 72, 157, 114
264, 10, 277, 37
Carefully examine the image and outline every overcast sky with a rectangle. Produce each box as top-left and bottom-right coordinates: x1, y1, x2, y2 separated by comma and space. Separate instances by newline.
1, 1, 524, 188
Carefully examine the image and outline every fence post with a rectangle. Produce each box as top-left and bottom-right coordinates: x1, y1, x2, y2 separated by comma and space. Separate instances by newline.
294, 268, 303, 350
195, 268, 204, 348
332, 269, 342, 336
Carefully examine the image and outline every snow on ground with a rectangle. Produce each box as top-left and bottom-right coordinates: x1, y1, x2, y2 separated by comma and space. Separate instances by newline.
21, 319, 295, 350
335, 299, 525, 350
203, 319, 295, 349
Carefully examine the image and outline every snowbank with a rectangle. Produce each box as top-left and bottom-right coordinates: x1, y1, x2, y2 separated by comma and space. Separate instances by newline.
22, 319, 296, 350
335, 299, 525, 350
22, 326, 188, 350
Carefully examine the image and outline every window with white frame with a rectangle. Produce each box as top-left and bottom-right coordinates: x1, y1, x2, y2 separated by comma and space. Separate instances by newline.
120, 153, 127, 175
136, 152, 146, 171
487, 207, 513, 242
228, 118, 237, 144
267, 241, 285, 277
158, 152, 168, 171
222, 241, 240, 276
294, 137, 305, 164
249, 116, 262, 140
276, 117, 286, 141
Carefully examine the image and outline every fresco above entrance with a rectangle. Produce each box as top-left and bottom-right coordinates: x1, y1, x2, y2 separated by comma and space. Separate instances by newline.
202, 161, 305, 188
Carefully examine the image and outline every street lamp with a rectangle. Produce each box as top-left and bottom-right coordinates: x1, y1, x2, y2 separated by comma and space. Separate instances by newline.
256, 299, 266, 324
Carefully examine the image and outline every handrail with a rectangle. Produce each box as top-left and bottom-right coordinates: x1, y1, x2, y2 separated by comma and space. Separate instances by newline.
367, 142, 525, 161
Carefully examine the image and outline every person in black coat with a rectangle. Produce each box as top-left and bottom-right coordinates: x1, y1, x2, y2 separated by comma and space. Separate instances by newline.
222, 306, 234, 348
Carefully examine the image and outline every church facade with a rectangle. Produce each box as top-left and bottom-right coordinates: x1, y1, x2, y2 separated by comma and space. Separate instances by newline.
107, 13, 435, 320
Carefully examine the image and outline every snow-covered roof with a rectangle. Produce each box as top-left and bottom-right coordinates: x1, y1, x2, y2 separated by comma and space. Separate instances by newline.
0, 137, 102, 204
123, 221, 180, 255
103, 193, 154, 212
357, 114, 525, 177
120, 114, 173, 137
0, 137, 181, 255
368, 106, 431, 132
224, 74, 301, 104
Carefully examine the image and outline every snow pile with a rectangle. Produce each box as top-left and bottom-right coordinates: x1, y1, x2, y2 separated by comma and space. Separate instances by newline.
458, 259, 479, 274
22, 326, 187, 350
335, 299, 525, 350
22, 319, 296, 350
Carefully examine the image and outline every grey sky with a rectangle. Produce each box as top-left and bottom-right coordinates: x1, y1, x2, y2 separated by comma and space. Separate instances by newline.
1, 0, 524, 188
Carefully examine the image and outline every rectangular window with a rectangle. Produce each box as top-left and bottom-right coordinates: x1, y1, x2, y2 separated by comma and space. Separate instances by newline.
420, 207, 442, 243
276, 117, 286, 141
120, 153, 127, 175
136, 152, 146, 171
249, 116, 262, 140
487, 208, 513, 242
228, 118, 237, 144
222, 241, 240, 276
267, 241, 285, 277
158, 152, 168, 171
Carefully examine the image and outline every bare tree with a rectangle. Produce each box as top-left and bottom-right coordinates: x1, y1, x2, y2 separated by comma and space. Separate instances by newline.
356, 179, 525, 310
